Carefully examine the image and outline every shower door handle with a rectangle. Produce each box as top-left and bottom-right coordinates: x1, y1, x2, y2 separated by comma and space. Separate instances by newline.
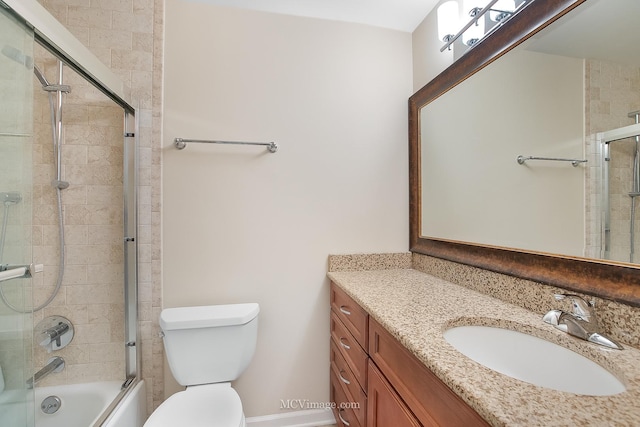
0, 266, 27, 282
0, 263, 43, 282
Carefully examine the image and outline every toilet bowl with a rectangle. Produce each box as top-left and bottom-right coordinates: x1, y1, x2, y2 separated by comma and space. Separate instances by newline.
144, 383, 245, 427
144, 303, 259, 427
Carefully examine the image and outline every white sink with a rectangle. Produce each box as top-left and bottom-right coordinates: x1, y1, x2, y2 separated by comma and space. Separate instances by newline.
443, 325, 626, 396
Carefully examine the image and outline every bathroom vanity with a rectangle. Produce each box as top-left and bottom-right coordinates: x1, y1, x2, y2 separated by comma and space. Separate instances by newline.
328, 267, 640, 426
330, 283, 487, 426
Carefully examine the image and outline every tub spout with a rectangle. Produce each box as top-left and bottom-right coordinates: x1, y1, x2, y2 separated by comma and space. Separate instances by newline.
27, 356, 65, 388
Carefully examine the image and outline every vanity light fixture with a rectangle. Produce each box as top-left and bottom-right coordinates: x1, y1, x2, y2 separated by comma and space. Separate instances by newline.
489, 0, 516, 22
437, 1, 459, 46
462, 0, 485, 46
437, 0, 529, 52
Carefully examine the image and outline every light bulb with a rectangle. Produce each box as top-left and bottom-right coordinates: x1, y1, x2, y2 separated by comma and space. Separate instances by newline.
437, 1, 460, 42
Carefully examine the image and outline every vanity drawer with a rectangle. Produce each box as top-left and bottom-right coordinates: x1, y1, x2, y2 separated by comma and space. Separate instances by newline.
369, 318, 489, 427
330, 340, 367, 427
330, 370, 363, 427
331, 283, 368, 349
331, 311, 368, 390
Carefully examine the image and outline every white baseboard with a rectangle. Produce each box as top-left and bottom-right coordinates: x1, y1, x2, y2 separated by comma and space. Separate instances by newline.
246, 408, 335, 427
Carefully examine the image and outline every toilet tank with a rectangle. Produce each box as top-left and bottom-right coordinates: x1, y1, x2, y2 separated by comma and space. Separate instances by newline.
160, 303, 259, 387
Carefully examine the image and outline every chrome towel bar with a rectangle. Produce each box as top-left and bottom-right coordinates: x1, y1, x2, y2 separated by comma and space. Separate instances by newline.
516, 155, 587, 167
174, 137, 278, 153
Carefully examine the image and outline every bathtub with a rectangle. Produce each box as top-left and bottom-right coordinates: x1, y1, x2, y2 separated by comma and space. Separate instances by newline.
30, 379, 146, 427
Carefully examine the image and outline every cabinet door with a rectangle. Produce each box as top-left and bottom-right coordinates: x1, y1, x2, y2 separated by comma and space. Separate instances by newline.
367, 361, 421, 427
369, 319, 488, 427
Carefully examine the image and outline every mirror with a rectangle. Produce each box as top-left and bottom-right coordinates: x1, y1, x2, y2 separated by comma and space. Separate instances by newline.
410, 0, 640, 306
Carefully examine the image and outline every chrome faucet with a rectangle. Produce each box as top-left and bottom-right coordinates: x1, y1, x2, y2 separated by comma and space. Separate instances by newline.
26, 356, 65, 388
542, 294, 623, 350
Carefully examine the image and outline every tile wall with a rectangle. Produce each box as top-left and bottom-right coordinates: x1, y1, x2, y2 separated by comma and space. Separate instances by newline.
34, 0, 164, 413
30, 47, 126, 385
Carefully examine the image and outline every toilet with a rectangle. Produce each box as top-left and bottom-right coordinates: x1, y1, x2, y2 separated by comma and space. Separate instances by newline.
144, 303, 260, 427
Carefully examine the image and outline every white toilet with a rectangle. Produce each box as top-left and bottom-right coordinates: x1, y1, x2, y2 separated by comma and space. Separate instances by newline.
144, 303, 260, 427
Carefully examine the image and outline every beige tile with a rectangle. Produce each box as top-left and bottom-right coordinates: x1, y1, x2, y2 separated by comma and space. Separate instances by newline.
90, 0, 133, 13
87, 264, 124, 284
89, 341, 126, 363
68, 6, 113, 30
111, 49, 153, 72
72, 322, 112, 344
132, 32, 154, 53
112, 11, 153, 34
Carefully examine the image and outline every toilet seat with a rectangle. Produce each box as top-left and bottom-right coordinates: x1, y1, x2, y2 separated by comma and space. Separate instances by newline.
143, 383, 245, 427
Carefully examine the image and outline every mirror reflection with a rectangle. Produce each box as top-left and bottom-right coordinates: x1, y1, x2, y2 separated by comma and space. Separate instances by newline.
420, 0, 640, 264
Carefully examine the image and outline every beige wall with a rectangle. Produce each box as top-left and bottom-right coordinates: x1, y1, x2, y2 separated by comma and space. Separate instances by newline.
412, 1, 454, 92
163, 0, 411, 417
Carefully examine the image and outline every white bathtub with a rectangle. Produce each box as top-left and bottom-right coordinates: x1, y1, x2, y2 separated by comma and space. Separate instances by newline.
34, 380, 146, 427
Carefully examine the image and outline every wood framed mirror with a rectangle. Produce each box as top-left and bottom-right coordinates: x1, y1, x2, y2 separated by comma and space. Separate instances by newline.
409, 0, 640, 306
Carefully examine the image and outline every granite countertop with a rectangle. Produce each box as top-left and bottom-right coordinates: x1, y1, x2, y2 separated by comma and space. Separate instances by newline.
327, 268, 640, 426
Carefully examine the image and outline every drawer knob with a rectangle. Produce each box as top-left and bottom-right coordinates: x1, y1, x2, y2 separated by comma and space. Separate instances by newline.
339, 337, 351, 350
339, 306, 351, 316
338, 409, 351, 426
338, 370, 351, 385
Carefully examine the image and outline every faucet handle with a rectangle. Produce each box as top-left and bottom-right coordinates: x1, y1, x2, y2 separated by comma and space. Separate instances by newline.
554, 294, 596, 323
35, 316, 74, 352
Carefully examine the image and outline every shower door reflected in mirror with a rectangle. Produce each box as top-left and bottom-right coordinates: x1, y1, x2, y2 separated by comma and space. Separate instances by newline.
0, 6, 35, 427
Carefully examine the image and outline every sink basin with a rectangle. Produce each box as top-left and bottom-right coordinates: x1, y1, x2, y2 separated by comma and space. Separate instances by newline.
444, 325, 625, 396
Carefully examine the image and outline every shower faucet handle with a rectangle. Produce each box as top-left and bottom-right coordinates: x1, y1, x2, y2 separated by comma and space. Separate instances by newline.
35, 316, 74, 352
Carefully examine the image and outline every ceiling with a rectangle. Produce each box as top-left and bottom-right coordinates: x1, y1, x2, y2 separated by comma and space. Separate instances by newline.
182, 0, 441, 32
527, 0, 640, 68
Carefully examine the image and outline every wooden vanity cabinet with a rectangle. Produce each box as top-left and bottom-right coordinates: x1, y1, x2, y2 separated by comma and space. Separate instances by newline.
330, 284, 369, 427
330, 282, 489, 427
369, 318, 489, 427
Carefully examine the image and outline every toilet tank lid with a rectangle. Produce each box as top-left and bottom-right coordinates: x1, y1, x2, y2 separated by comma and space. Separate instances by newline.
160, 303, 259, 330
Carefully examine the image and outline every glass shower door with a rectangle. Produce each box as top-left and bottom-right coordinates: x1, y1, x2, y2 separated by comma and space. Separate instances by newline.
0, 5, 35, 427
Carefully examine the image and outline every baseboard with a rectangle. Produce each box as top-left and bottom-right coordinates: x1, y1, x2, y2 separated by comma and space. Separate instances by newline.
246, 408, 335, 427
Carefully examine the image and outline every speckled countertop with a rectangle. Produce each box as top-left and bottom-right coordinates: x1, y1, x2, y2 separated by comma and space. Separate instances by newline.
327, 269, 640, 426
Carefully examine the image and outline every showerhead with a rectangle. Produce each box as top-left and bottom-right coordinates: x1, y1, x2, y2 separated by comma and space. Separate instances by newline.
1, 44, 50, 87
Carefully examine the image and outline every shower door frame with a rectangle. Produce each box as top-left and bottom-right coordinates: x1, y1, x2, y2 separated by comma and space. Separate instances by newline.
599, 122, 640, 262
1, 0, 141, 424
